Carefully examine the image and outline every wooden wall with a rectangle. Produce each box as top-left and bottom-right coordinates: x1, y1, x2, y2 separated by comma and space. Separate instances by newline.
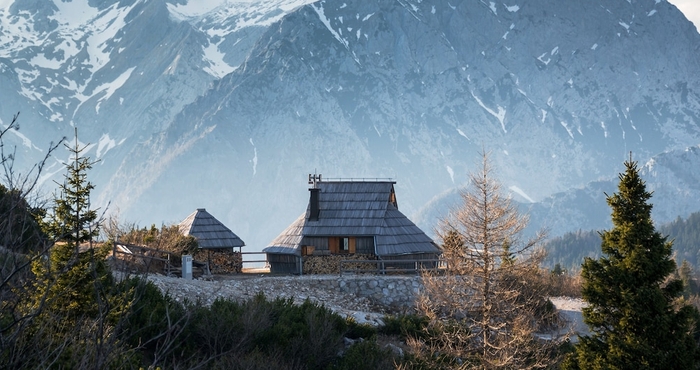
267, 253, 300, 274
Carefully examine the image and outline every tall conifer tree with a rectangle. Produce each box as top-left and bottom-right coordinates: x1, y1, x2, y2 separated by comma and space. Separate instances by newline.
41, 128, 98, 246
565, 157, 700, 369
31, 128, 110, 319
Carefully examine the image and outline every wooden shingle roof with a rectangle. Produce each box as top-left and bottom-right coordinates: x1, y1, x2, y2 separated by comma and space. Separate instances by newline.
179, 208, 245, 249
264, 181, 439, 256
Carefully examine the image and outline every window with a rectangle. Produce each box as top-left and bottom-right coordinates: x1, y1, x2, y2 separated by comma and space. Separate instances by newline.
329, 237, 355, 254
302, 245, 315, 256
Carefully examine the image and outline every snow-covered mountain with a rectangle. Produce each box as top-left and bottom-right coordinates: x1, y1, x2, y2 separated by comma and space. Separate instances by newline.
0, 0, 313, 178
2, 0, 700, 250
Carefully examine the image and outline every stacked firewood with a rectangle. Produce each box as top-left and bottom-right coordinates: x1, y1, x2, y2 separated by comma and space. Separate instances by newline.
303, 254, 377, 274
205, 250, 243, 274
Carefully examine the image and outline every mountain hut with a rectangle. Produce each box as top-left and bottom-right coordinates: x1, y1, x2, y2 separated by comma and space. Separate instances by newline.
263, 175, 441, 274
179, 208, 245, 273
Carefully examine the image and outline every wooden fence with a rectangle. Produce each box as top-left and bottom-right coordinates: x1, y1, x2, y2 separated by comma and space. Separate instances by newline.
112, 242, 211, 277
339, 258, 447, 275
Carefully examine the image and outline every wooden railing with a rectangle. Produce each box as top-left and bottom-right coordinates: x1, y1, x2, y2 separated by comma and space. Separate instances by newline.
239, 252, 270, 269
339, 258, 447, 275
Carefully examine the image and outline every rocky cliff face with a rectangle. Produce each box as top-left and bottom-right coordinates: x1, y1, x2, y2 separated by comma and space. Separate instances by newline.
2, 0, 700, 249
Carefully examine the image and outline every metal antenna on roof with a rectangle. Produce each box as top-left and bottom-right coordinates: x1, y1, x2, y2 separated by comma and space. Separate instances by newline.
308, 171, 322, 188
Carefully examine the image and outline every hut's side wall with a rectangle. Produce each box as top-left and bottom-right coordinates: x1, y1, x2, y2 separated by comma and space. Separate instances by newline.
267, 253, 300, 274
302, 237, 329, 254
302, 236, 375, 255
355, 237, 374, 254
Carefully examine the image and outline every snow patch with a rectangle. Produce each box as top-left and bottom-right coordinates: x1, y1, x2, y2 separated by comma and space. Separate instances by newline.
0, 122, 41, 151
647, 9, 657, 16
560, 121, 574, 139
362, 13, 374, 21
446, 165, 455, 183
591, 43, 598, 50
96, 133, 118, 158
29, 54, 62, 69
312, 3, 352, 55
202, 41, 235, 78
456, 128, 469, 140
619, 21, 630, 30
249, 138, 258, 176
509, 185, 535, 203
505, 4, 519, 12
541, 109, 548, 123
91, 67, 136, 114
489, 2, 497, 15
470, 91, 507, 133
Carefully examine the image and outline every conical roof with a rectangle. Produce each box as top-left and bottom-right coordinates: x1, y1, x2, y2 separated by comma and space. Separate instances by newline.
179, 208, 245, 249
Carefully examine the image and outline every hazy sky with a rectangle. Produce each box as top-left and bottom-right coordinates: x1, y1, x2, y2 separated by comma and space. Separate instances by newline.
668, 0, 700, 32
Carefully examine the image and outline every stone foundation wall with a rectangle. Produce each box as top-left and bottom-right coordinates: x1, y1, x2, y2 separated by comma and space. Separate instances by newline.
292, 275, 424, 310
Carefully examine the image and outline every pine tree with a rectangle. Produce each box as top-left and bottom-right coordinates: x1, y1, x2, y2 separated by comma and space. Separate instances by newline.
40, 129, 99, 246
30, 128, 111, 320
564, 157, 700, 370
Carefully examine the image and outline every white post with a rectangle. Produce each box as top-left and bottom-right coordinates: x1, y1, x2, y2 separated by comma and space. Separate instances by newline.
182, 255, 193, 280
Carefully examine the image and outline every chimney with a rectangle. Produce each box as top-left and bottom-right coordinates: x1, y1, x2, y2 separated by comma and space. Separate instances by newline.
308, 173, 322, 221
309, 188, 320, 221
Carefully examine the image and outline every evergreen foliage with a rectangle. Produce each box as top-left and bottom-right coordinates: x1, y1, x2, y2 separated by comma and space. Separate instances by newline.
0, 184, 47, 254
564, 158, 700, 369
661, 212, 700, 267
39, 129, 99, 245
30, 129, 111, 320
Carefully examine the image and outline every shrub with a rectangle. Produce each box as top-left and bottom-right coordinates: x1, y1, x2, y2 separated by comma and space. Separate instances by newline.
333, 338, 396, 370
345, 318, 378, 339
118, 277, 187, 357
380, 314, 430, 339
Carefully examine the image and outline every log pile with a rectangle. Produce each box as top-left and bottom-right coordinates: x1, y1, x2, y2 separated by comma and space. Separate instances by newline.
205, 250, 243, 274
303, 254, 377, 274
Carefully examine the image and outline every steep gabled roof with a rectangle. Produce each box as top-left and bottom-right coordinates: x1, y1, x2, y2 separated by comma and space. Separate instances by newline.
264, 213, 305, 255
264, 181, 439, 256
303, 181, 395, 235
179, 208, 245, 249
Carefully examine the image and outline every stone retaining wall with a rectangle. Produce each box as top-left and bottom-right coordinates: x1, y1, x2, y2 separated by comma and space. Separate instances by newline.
301, 275, 424, 309
145, 273, 425, 314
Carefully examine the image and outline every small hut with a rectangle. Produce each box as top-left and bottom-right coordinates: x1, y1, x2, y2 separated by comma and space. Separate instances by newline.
264, 175, 441, 274
179, 208, 245, 273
